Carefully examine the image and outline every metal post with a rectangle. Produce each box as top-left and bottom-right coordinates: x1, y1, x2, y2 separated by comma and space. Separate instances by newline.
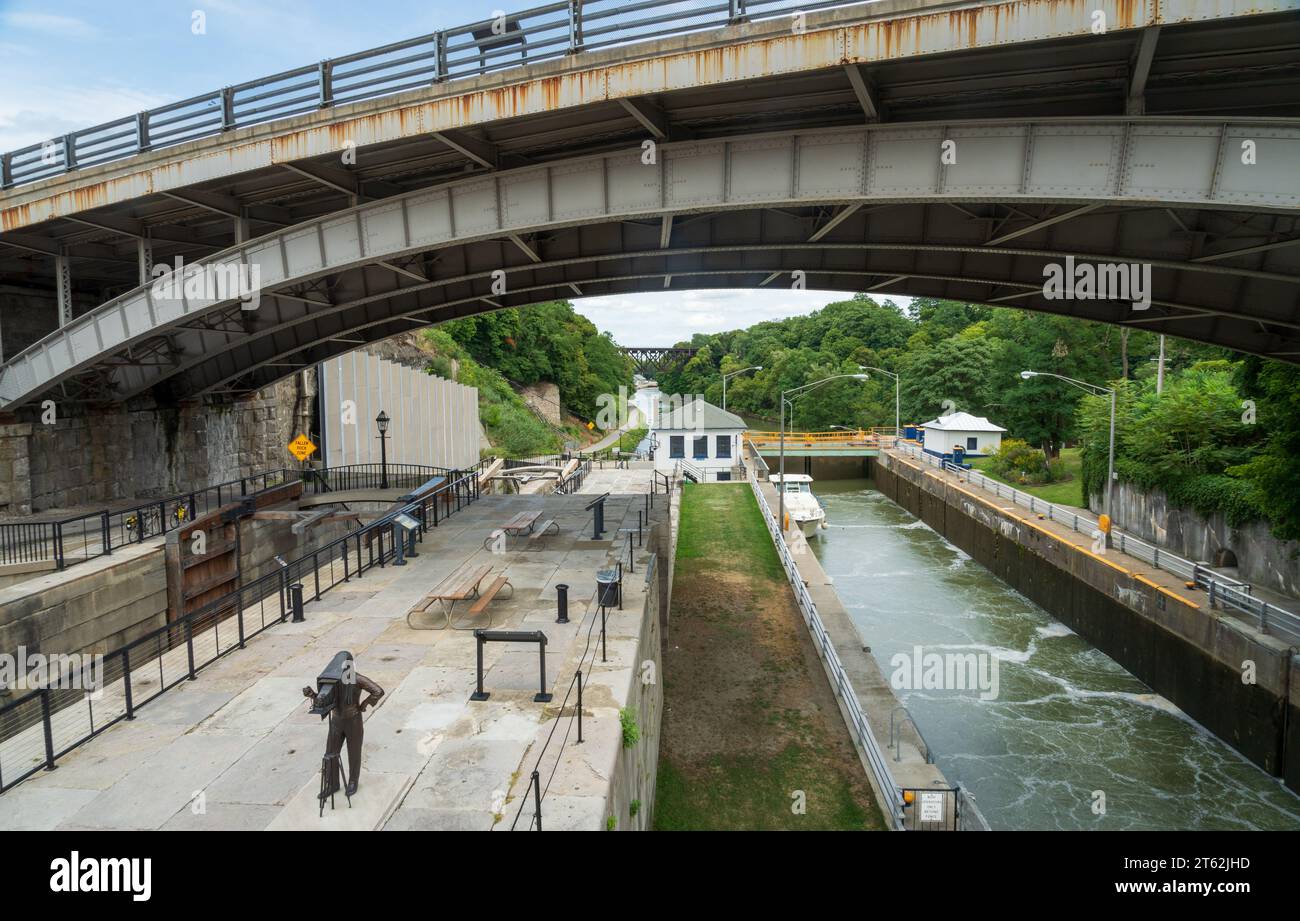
600, 604, 607, 662
556, 583, 569, 623
379, 430, 389, 490
532, 769, 543, 831
778, 394, 787, 532
406, 527, 418, 558
536, 639, 552, 703
40, 689, 56, 771
576, 669, 584, 743
392, 523, 406, 565
568, 0, 584, 52
185, 619, 196, 679
290, 583, 305, 622
122, 648, 134, 720
220, 87, 235, 130
471, 632, 488, 700
1105, 387, 1116, 549
318, 60, 334, 108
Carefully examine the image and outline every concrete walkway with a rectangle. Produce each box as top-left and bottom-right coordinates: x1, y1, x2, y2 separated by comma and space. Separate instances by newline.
0, 492, 663, 831
886, 449, 1294, 639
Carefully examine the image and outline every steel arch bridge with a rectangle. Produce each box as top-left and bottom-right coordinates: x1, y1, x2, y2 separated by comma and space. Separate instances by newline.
1, 0, 1298, 410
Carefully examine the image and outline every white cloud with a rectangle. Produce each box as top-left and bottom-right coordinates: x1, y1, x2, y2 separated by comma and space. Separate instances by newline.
1, 12, 99, 40
0, 84, 166, 151
575, 289, 905, 345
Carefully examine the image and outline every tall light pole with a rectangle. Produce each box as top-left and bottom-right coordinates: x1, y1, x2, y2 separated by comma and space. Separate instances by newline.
858, 365, 900, 437
376, 410, 391, 489
1019, 370, 1116, 543
779, 373, 869, 532
721, 365, 761, 412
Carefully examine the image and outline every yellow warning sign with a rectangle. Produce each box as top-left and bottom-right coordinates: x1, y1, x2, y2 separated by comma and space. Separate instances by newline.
586, 421, 595, 430
288, 434, 317, 462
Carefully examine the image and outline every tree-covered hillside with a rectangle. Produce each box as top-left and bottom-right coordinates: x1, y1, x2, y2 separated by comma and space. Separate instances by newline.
653, 293, 1300, 540
420, 300, 634, 457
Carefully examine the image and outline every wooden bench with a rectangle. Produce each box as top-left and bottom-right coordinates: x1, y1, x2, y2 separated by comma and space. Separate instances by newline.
465, 576, 512, 618
407, 562, 496, 630
482, 510, 542, 550
526, 519, 561, 543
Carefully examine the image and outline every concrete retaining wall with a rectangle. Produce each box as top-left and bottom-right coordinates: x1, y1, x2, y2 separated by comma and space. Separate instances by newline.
1094, 480, 1300, 601
0, 544, 169, 694
872, 452, 1300, 793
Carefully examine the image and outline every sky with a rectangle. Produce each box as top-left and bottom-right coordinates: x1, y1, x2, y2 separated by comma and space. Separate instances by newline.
0, 0, 899, 344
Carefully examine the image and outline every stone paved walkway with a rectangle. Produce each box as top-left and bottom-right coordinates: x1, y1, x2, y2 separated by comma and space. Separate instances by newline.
0, 491, 662, 831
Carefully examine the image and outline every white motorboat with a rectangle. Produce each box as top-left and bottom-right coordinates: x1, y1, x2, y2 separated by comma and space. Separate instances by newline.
770, 473, 826, 537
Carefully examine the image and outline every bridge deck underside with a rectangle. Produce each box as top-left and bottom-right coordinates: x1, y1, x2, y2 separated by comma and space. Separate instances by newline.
2, 3, 1299, 408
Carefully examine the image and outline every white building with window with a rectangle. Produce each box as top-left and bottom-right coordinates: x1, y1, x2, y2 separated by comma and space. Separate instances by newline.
651, 398, 747, 482
921, 411, 1006, 459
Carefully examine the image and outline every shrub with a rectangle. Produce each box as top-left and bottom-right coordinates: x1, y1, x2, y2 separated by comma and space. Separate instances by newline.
990, 439, 1052, 484
620, 707, 641, 748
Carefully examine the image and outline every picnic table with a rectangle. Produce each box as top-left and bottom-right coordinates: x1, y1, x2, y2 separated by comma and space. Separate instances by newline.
406, 562, 512, 630
482, 509, 558, 550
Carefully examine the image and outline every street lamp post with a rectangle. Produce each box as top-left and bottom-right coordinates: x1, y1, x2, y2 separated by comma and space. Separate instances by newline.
1019, 370, 1116, 544
721, 365, 762, 412
779, 373, 869, 533
376, 410, 391, 490
858, 366, 901, 438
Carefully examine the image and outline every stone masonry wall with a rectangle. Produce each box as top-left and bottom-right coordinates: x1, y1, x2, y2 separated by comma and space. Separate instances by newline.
4, 372, 314, 515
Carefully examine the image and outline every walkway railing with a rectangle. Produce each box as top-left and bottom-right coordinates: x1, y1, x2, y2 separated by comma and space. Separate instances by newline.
0, 469, 481, 795
0, 469, 291, 572
746, 470, 905, 828
0, 0, 873, 189
890, 442, 1300, 643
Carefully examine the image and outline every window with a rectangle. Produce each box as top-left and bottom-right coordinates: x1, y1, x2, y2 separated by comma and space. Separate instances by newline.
693, 436, 708, 460
669, 435, 684, 459
716, 435, 731, 459
966, 436, 978, 450
716, 471, 731, 482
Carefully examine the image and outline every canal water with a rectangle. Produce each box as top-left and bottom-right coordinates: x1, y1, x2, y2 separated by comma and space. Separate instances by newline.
811, 479, 1300, 831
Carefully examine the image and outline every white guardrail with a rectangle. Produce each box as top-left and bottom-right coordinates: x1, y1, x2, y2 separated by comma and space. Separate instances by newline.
890, 441, 1300, 645
746, 471, 907, 829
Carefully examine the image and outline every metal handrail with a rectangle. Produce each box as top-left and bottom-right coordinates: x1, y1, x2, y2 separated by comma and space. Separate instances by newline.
0, 468, 294, 571
0, 0, 875, 189
890, 441, 1300, 642
0, 468, 482, 795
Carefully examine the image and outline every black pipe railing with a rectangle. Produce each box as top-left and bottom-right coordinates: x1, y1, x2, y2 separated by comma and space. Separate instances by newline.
0, 468, 293, 572
0, 469, 481, 795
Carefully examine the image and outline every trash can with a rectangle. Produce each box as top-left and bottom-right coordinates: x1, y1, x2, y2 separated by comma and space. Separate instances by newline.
596, 568, 620, 609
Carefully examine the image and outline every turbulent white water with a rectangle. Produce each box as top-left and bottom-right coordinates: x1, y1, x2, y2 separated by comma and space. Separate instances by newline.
813, 480, 1300, 831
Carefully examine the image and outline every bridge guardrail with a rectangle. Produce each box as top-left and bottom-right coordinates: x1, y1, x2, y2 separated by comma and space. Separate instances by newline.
0, 0, 871, 189
890, 441, 1300, 643
747, 468, 906, 829
0, 468, 482, 795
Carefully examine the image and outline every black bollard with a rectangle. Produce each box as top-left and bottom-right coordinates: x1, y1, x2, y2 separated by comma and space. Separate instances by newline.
556, 583, 569, 624
290, 583, 305, 622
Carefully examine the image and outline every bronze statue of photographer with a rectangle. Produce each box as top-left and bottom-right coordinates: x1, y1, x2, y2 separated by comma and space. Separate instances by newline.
303, 651, 384, 814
